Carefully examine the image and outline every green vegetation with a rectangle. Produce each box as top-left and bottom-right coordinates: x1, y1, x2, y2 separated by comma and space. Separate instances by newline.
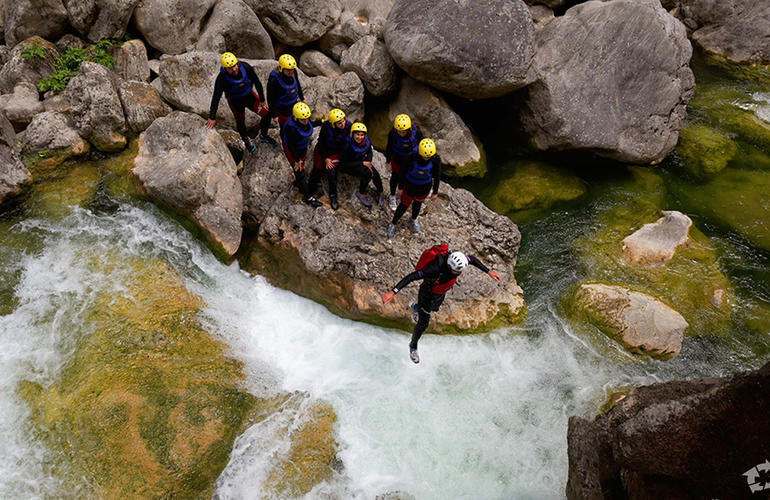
38, 40, 120, 93
21, 41, 47, 60
676, 124, 738, 178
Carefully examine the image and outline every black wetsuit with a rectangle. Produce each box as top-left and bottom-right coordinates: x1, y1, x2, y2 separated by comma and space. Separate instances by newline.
340, 136, 383, 195
266, 70, 305, 125
391, 154, 442, 224
208, 61, 269, 141
385, 125, 423, 195
391, 253, 489, 349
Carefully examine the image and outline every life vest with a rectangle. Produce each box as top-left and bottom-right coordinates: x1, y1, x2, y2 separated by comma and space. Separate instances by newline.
320, 119, 350, 154
269, 70, 299, 108
415, 244, 457, 294
347, 135, 371, 162
282, 116, 313, 151
220, 63, 253, 98
392, 126, 417, 158
405, 155, 437, 185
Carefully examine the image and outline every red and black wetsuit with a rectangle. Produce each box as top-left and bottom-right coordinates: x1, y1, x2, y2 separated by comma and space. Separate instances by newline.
208, 61, 269, 141
340, 135, 383, 195
267, 69, 304, 128
390, 253, 489, 349
307, 119, 351, 201
390, 153, 442, 225
385, 125, 423, 196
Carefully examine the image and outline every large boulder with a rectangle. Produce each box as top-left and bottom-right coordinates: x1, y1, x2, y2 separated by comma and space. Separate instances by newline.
0, 111, 31, 204
240, 144, 525, 333
299, 49, 343, 78
384, 0, 535, 99
368, 76, 484, 177
247, 0, 342, 46
340, 35, 397, 96
62, 0, 140, 42
118, 80, 172, 132
0, 36, 59, 93
572, 283, 688, 359
522, 0, 694, 164
4, 0, 68, 47
133, 0, 217, 54
679, 0, 770, 70
109, 39, 150, 82
0, 81, 44, 131
566, 362, 770, 499
63, 61, 127, 152
195, 0, 274, 60
21, 111, 89, 167
131, 111, 243, 258
303, 71, 365, 123
621, 211, 692, 266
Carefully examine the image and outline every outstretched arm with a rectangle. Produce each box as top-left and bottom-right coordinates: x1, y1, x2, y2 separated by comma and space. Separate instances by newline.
381, 270, 425, 303
467, 255, 500, 280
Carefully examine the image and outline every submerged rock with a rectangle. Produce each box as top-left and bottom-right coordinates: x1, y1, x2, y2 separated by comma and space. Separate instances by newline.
676, 123, 738, 177
19, 256, 258, 499
131, 111, 243, 258
239, 144, 525, 333
572, 283, 688, 359
566, 361, 770, 499
522, 0, 694, 164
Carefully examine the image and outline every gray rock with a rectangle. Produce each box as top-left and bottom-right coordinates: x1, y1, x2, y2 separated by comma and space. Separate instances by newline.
110, 39, 150, 82
242, 142, 525, 332
622, 211, 692, 265
21, 111, 89, 162
4, 0, 68, 47
528, 4, 554, 26
118, 80, 172, 132
680, 0, 770, 66
0, 111, 31, 204
0, 81, 43, 131
55, 33, 88, 53
63, 61, 127, 152
0, 46, 8, 66
369, 76, 482, 176
0, 1, 4, 45
340, 0, 394, 23
567, 362, 770, 499
63, 0, 140, 42
131, 111, 243, 258
522, 0, 694, 164
0, 36, 59, 94
340, 35, 397, 96
299, 49, 343, 78
573, 283, 688, 359
147, 59, 160, 78
304, 71, 365, 123
133, 0, 217, 54
247, 0, 342, 46
318, 22, 350, 62
195, 0, 274, 60
525, 0, 567, 8
43, 92, 70, 113
384, 0, 535, 99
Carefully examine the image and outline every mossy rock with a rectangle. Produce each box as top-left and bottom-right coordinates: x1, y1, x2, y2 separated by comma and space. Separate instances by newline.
573, 167, 733, 335
484, 161, 586, 216
676, 124, 738, 177
25, 162, 101, 218
671, 168, 770, 252
19, 255, 258, 498
701, 51, 770, 85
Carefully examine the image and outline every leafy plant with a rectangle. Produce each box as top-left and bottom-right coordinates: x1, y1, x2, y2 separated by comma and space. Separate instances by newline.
37, 40, 120, 93
21, 42, 47, 60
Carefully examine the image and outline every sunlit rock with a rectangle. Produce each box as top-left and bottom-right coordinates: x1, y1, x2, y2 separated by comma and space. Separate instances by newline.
621, 211, 692, 266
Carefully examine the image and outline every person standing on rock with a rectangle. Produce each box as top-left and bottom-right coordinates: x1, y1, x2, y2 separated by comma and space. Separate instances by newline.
307, 108, 350, 211
340, 122, 385, 208
385, 114, 423, 211
267, 54, 304, 130
381, 245, 501, 363
387, 138, 441, 239
206, 52, 276, 152
281, 102, 322, 208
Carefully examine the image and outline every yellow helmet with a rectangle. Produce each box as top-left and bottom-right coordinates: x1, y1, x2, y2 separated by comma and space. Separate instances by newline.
293, 102, 311, 120
278, 54, 297, 71
221, 52, 238, 68
418, 138, 436, 159
328, 108, 346, 124
350, 122, 367, 136
394, 114, 411, 131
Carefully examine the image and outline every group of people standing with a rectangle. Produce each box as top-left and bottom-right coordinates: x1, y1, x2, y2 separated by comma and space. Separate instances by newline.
208, 52, 501, 364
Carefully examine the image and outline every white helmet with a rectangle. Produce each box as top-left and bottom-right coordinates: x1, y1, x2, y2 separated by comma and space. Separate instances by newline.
447, 251, 468, 272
